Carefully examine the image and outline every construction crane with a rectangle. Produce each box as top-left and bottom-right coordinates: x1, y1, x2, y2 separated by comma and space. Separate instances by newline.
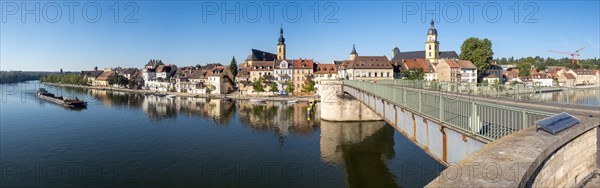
547, 46, 585, 68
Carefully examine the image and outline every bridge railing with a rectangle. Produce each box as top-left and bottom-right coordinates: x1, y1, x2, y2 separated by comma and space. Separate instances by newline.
375, 79, 600, 106
344, 80, 555, 140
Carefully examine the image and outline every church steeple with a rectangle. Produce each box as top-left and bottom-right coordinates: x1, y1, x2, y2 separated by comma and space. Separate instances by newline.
350, 44, 358, 60
428, 19, 438, 36
426, 19, 439, 61
277, 25, 286, 60
278, 25, 285, 45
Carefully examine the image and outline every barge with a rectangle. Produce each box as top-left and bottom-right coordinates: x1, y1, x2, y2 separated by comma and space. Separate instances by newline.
36, 88, 87, 107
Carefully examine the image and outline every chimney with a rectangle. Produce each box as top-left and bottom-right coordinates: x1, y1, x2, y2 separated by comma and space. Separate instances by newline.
94, 66, 98, 71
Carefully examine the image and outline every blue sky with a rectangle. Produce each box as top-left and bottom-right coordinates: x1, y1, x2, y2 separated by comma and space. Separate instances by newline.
1, 0, 599, 71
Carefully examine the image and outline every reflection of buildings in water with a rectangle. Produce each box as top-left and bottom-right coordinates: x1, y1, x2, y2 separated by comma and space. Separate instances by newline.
529, 88, 600, 105
140, 97, 235, 123
87, 90, 145, 108
141, 95, 178, 120
319, 120, 397, 188
237, 101, 318, 140
88, 89, 112, 107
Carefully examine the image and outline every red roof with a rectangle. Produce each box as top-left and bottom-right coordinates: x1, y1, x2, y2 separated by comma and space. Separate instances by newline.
346, 56, 392, 69
251, 61, 275, 71
314, 64, 338, 74
485, 74, 498, 79
237, 68, 251, 78
206, 66, 228, 76
292, 59, 315, 69
456, 60, 477, 69
502, 69, 519, 79
564, 73, 576, 79
531, 73, 551, 79
96, 71, 115, 81
442, 59, 460, 68
156, 64, 175, 73
402, 59, 435, 73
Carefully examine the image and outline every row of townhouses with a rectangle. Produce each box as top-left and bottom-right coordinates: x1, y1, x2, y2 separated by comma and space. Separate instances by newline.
497, 65, 600, 87
80, 60, 236, 94
79, 20, 598, 97
234, 21, 479, 96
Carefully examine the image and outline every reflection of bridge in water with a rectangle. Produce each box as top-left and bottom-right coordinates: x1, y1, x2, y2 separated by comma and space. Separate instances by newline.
320, 121, 397, 187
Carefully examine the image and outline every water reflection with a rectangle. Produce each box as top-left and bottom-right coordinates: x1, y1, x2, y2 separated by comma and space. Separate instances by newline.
1, 82, 443, 187
71, 88, 409, 187
82, 89, 320, 133
515, 88, 600, 106
320, 121, 398, 188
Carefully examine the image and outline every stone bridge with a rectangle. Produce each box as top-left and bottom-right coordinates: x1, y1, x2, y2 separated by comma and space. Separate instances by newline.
318, 80, 600, 187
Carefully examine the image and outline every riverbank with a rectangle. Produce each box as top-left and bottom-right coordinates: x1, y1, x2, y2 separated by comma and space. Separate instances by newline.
43, 83, 320, 102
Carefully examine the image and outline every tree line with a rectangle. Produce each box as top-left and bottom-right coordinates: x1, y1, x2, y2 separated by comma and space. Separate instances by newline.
0, 71, 57, 84
496, 56, 599, 74
40, 73, 88, 85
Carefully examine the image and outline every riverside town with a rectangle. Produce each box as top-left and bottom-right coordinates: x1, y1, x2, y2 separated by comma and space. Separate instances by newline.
1, 1, 599, 188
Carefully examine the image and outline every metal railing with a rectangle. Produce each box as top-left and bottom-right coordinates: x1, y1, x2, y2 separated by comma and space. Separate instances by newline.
344, 80, 555, 140
375, 79, 600, 107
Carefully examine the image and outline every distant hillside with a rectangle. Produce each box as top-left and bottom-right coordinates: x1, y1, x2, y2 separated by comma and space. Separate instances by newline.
0, 71, 58, 84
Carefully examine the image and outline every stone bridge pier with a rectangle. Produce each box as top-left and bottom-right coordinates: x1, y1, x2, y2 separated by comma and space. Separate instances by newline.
319, 80, 382, 122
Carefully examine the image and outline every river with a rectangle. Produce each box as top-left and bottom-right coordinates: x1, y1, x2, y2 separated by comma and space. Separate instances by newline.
524, 87, 600, 106
0, 81, 444, 187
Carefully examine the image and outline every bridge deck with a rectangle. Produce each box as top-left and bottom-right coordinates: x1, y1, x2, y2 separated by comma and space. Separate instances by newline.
343, 80, 599, 141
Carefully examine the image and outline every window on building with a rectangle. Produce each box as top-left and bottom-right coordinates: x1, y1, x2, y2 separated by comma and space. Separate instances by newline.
375, 73, 378, 77
429, 52, 431, 57
429, 45, 431, 50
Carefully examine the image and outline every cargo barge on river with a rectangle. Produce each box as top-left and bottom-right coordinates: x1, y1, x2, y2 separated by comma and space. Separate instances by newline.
36, 88, 87, 107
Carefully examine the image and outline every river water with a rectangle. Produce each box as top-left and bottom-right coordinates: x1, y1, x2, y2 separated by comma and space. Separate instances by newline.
0, 81, 444, 187
525, 87, 600, 106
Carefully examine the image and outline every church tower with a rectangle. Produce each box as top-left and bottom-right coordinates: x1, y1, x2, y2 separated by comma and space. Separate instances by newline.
277, 26, 286, 60
425, 19, 439, 61
349, 44, 358, 60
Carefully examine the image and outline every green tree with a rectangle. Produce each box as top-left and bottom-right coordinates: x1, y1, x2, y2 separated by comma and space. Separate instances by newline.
459, 37, 494, 75
517, 57, 535, 76
401, 68, 425, 80
41, 73, 87, 85
301, 77, 316, 94
491, 80, 500, 91
535, 63, 546, 72
269, 82, 278, 93
109, 75, 128, 86
284, 80, 294, 95
229, 56, 238, 78
252, 77, 265, 93
205, 84, 216, 94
